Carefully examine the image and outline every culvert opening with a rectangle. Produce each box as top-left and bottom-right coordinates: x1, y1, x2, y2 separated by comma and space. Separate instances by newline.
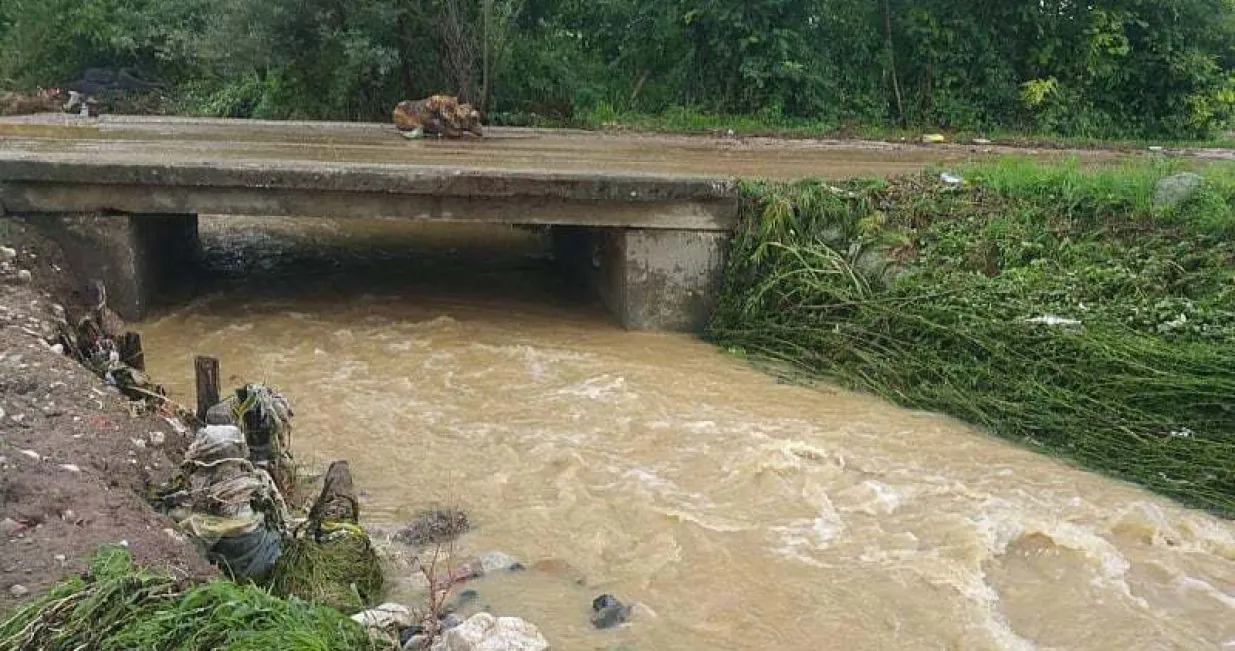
180, 216, 602, 318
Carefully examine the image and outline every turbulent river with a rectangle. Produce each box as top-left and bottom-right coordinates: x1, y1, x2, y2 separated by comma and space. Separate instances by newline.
140, 217, 1235, 651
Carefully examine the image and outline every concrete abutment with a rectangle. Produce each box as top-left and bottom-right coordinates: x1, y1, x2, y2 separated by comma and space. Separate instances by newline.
553, 226, 730, 332
25, 214, 199, 321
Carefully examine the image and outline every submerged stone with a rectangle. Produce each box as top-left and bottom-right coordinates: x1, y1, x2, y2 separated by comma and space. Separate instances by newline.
430, 613, 548, 651
478, 551, 520, 573
394, 507, 471, 547
591, 593, 632, 630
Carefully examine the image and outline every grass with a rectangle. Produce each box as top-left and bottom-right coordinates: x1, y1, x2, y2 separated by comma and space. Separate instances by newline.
492, 105, 1235, 151
0, 546, 381, 651
710, 158, 1235, 517
269, 528, 384, 613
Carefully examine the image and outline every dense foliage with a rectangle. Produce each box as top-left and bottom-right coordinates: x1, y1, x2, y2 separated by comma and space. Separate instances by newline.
711, 161, 1235, 516
2, 0, 1234, 138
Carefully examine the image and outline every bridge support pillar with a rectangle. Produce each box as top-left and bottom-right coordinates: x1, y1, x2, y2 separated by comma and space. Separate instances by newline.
29, 214, 198, 320
576, 228, 729, 332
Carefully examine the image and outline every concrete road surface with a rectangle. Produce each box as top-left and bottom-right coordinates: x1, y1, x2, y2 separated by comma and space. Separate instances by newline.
0, 114, 1135, 182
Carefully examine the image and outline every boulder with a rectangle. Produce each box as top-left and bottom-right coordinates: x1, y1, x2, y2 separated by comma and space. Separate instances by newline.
478, 551, 521, 574
351, 602, 415, 631
590, 594, 632, 630
430, 613, 548, 651
1154, 172, 1204, 210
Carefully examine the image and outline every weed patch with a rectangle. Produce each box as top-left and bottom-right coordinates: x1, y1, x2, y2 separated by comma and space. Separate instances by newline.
0, 547, 379, 651
711, 160, 1235, 516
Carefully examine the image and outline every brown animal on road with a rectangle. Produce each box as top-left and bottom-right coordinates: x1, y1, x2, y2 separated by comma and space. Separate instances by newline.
393, 95, 483, 138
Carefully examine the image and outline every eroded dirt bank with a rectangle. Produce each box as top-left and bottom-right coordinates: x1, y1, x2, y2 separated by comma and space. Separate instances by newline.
0, 221, 214, 614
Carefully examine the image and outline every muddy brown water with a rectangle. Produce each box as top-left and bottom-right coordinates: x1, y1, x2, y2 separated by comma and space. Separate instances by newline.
139, 217, 1234, 651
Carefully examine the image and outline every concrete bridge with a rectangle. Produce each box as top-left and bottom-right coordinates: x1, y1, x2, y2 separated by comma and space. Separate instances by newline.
0, 116, 1048, 330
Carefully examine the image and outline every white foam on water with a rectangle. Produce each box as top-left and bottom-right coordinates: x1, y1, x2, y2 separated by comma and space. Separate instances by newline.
410, 315, 460, 331
660, 508, 751, 533
770, 494, 846, 567
953, 571, 1041, 651
421, 351, 456, 371
326, 359, 370, 382
1111, 502, 1235, 558
836, 480, 905, 515
555, 374, 632, 402
1178, 576, 1235, 609
971, 501, 1152, 615
724, 435, 841, 479
682, 420, 719, 435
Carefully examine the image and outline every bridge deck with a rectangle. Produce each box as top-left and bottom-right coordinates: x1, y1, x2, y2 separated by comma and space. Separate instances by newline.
0, 115, 1112, 230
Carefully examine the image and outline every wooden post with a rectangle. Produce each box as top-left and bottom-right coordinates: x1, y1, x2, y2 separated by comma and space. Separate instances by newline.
195, 356, 220, 421
308, 460, 359, 539
118, 332, 144, 371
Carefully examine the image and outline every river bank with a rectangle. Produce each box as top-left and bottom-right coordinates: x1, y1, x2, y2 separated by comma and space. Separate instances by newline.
711, 159, 1235, 516
0, 221, 215, 614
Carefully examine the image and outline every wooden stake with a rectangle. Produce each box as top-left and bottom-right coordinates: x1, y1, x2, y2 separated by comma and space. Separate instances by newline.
195, 356, 220, 421
118, 332, 145, 371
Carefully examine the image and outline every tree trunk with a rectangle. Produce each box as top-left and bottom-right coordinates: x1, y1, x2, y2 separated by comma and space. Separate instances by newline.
481, 0, 493, 112
883, 0, 906, 126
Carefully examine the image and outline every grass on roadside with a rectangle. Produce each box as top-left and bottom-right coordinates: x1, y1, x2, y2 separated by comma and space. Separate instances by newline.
492, 105, 1235, 151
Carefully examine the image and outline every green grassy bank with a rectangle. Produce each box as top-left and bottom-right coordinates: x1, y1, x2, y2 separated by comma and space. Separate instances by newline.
0, 548, 377, 651
491, 106, 1235, 151
711, 160, 1235, 517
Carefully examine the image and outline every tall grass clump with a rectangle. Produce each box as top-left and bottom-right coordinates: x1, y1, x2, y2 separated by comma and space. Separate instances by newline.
0, 546, 379, 651
711, 159, 1235, 517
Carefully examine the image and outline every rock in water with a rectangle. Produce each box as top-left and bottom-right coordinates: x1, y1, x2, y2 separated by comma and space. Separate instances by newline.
431, 613, 548, 651
0, 247, 15, 263
478, 551, 520, 573
590, 593, 632, 630
351, 602, 415, 631
1154, 172, 1204, 210
394, 507, 470, 546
